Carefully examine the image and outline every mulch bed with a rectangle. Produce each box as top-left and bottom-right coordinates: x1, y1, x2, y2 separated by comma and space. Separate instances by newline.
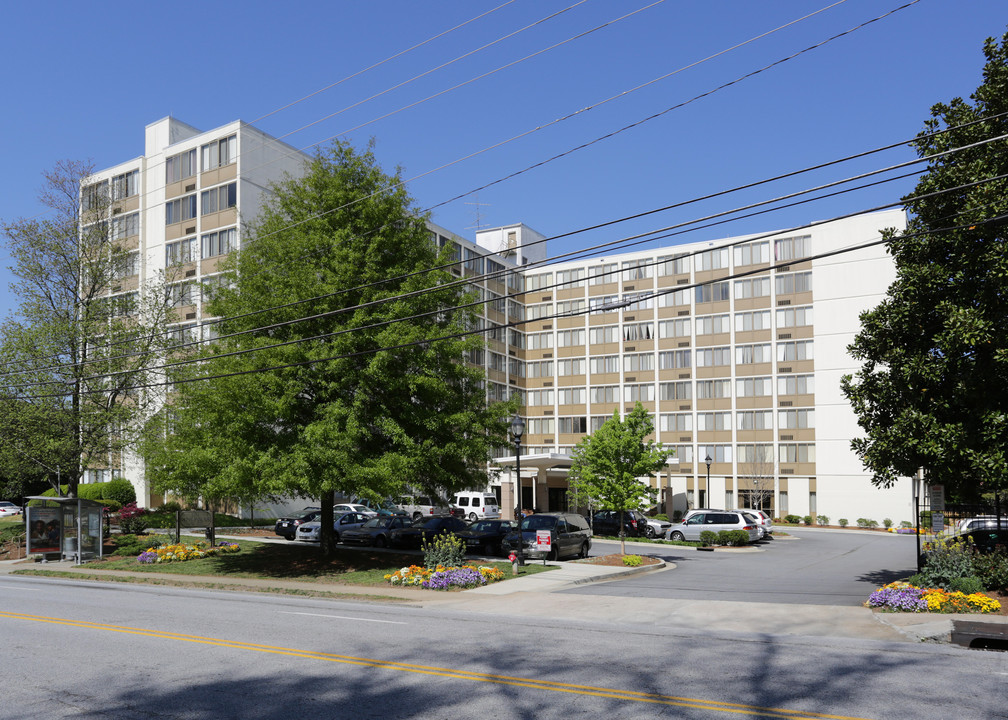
577, 553, 662, 567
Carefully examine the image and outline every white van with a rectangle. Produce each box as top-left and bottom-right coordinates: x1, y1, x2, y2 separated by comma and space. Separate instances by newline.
452, 492, 500, 521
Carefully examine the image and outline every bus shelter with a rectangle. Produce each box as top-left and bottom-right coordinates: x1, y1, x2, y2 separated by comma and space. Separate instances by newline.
25, 496, 105, 563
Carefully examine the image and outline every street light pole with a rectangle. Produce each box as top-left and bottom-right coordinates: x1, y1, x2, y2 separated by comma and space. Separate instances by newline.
511, 413, 526, 567
705, 454, 712, 509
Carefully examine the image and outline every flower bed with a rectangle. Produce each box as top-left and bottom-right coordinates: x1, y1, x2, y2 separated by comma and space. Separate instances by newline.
137, 541, 240, 564
866, 581, 1001, 614
384, 564, 505, 590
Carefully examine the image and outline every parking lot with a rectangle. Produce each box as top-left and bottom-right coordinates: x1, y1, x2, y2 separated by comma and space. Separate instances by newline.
576, 527, 918, 606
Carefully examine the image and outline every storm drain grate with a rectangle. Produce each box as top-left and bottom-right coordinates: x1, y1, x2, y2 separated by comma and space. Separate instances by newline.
951, 620, 1008, 652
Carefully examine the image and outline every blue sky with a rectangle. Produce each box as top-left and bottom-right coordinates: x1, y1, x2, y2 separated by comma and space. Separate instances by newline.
1, 1, 1004, 318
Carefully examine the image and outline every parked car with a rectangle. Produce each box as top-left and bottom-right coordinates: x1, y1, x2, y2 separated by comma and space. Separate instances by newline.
274, 509, 321, 540
396, 494, 451, 522
389, 515, 469, 549
592, 509, 650, 538
666, 510, 760, 544
734, 509, 774, 539
943, 527, 1008, 555
296, 511, 370, 543
333, 503, 378, 518
340, 515, 410, 547
0, 501, 22, 518
456, 519, 518, 556
502, 512, 592, 561
644, 516, 672, 539
350, 497, 409, 518
452, 491, 501, 521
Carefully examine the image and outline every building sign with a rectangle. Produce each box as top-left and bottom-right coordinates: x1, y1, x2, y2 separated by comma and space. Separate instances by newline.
535, 530, 552, 553
928, 484, 945, 513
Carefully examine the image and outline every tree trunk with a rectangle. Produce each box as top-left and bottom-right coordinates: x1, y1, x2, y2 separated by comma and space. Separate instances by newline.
319, 489, 336, 557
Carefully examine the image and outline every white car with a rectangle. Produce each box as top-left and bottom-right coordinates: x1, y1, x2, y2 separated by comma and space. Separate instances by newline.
0, 501, 22, 517
644, 517, 671, 539
333, 503, 377, 518
297, 511, 370, 542
734, 508, 773, 538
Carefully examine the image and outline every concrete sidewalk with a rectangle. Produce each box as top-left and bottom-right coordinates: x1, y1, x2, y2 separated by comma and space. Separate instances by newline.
2, 544, 1003, 646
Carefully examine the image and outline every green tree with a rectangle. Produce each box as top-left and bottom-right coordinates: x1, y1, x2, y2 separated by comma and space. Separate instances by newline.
0, 160, 171, 499
842, 30, 1008, 501
568, 402, 670, 553
143, 141, 516, 554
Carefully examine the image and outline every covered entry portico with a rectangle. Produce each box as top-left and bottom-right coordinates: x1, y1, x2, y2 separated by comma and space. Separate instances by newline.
495, 453, 574, 521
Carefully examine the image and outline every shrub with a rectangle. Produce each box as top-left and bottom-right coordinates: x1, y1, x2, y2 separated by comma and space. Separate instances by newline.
883, 518, 893, 529
817, 515, 829, 526
868, 519, 879, 528
623, 554, 643, 567
726, 529, 750, 546
838, 518, 848, 527
949, 576, 984, 595
421, 532, 465, 569
802, 515, 814, 526
919, 510, 932, 528
917, 536, 976, 590
785, 514, 801, 524
117, 502, 148, 535
102, 477, 137, 506
856, 518, 869, 528
699, 530, 718, 547
900, 520, 913, 529
161, 500, 183, 514
653, 514, 669, 522
973, 549, 1008, 592
113, 533, 171, 557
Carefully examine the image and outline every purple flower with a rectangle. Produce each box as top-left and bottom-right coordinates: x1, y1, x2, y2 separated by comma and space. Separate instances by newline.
137, 551, 158, 564
422, 567, 487, 590
868, 587, 927, 612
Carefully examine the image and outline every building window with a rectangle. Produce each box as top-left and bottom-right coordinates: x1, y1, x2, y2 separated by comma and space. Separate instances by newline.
778, 408, 815, 429
734, 241, 770, 267
674, 445, 694, 464
168, 281, 197, 309
695, 247, 729, 272
82, 181, 109, 211
623, 352, 654, 372
623, 322, 653, 342
527, 418, 554, 436
695, 281, 730, 304
696, 379, 731, 399
589, 355, 619, 374
776, 270, 813, 295
588, 263, 618, 285
526, 389, 554, 407
202, 134, 237, 170
659, 413, 692, 432
774, 235, 812, 262
200, 228, 238, 259
557, 329, 586, 347
737, 410, 773, 431
166, 148, 198, 184
657, 253, 690, 276
558, 416, 588, 434
735, 343, 772, 365
778, 375, 815, 396
698, 444, 732, 463
526, 331, 553, 350
776, 340, 814, 362
590, 385, 618, 403
166, 237, 196, 266
507, 358, 524, 378
622, 292, 653, 311
525, 272, 552, 291
776, 306, 813, 328
165, 195, 197, 225
696, 411, 730, 431
112, 169, 139, 200
659, 380, 691, 401
695, 347, 731, 367
201, 183, 237, 215
658, 318, 690, 338
116, 250, 140, 278
590, 415, 611, 432
735, 310, 771, 332
526, 302, 551, 321
111, 212, 139, 240
734, 276, 771, 299
557, 268, 585, 288
588, 295, 620, 312
780, 443, 816, 463
624, 383, 655, 402
658, 288, 691, 307
557, 358, 586, 376
622, 259, 653, 282
589, 325, 619, 345
556, 299, 586, 316
695, 314, 730, 335
658, 349, 692, 369
558, 387, 586, 405
526, 360, 554, 378
736, 377, 773, 397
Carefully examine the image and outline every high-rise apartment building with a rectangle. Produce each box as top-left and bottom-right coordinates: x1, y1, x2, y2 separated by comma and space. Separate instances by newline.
84, 118, 913, 524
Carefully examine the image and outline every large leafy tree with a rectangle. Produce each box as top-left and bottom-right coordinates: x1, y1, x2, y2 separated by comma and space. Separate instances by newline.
0, 160, 171, 499
143, 141, 515, 554
842, 30, 1008, 501
568, 403, 670, 553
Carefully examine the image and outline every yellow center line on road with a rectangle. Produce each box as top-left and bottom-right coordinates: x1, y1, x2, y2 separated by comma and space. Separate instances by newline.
0, 610, 873, 720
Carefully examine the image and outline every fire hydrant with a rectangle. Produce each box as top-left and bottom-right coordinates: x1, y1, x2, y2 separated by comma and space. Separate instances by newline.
509, 552, 518, 575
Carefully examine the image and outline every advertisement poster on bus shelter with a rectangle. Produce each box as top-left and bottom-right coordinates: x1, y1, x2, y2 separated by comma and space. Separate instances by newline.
27, 507, 61, 554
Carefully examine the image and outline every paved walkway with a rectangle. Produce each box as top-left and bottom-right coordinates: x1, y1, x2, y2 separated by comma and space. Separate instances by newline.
2, 537, 1003, 646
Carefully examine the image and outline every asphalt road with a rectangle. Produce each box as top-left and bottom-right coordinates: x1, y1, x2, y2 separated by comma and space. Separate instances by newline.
583, 527, 919, 605
1, 574, 1005, 720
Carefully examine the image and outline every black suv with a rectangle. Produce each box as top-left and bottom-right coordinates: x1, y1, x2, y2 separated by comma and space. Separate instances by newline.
502, 512, 592, 561
591, 509, 650, 538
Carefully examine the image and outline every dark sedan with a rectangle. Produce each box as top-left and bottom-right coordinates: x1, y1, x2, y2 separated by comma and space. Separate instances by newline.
274, 510, 321, 540
456, 519, 518, 556
389, 515, 469, 549
340, 515, 409, 547
591, 509, 650, 538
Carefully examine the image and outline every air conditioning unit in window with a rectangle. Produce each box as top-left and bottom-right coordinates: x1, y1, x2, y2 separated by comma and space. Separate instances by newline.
678, 373, 690, 379
778, 333, 792, 340
780, 434, 794, 441
779, 400, 793, 407
781, 468, 795, 475
678, 310, 689, 316
679, 404, 690, 411
678, 341, 689, 348
185, 269, 196, 277
676, 278, 689, 285
185, 183, 196, 192
185, 312, 196, 320
543, 352, 553, 358
777, 299, 791, 306
185, 226, 196, 234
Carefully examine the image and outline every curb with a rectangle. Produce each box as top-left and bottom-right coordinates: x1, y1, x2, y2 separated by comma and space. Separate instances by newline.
566, 560, 668, 586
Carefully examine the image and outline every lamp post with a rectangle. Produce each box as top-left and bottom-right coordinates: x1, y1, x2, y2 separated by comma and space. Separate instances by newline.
511, 413, 526, 567
704, 454, 712, 509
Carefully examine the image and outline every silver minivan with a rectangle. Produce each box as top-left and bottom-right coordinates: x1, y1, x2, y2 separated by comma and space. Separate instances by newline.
666, 509, 760, 543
